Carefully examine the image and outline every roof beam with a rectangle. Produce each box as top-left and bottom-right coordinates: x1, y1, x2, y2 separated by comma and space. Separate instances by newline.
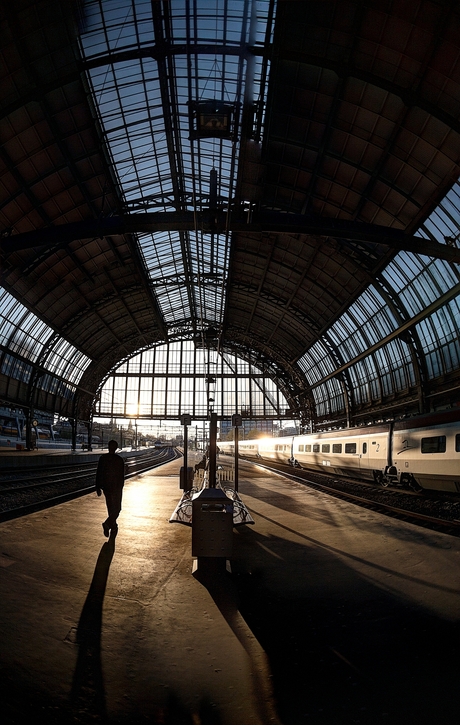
3, 211, 460, 263
308, 282, 460, 390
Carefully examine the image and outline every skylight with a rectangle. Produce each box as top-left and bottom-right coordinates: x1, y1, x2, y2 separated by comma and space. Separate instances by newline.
79, 0, 275, 333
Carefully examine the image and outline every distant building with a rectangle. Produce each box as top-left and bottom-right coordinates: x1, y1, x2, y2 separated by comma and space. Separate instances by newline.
219, 418, 275, 440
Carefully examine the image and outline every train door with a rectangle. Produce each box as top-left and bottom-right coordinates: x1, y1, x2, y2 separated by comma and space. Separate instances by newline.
358, 435, 371, 479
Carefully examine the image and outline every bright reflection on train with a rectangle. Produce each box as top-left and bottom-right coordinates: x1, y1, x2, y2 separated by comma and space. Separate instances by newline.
219, 410, 460, 493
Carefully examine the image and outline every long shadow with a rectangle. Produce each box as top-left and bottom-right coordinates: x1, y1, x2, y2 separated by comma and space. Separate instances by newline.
240, 479, 339, 525
230, 525, 460, 725
69, 529, 117, 723
193, 558, 282, 725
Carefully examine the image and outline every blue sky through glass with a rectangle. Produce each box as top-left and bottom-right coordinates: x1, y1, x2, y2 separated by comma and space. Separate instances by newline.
79, 0, 274, 334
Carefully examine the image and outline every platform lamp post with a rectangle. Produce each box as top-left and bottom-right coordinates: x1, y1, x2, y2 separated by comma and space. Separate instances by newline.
208, 412, 218, 488
232, 413, 242, 492
180, 414, 192, 491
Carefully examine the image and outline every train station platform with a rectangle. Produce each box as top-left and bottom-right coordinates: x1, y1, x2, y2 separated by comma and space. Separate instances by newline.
0, 455, 459, 724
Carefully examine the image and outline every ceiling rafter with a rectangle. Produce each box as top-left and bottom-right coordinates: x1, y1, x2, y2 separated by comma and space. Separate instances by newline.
4, 211, 460, 263
350, 1, 459, 223
0, 146, 52, 227
151, 0, 198, 331
3, 9, 101, 218
2, 0, 460, 423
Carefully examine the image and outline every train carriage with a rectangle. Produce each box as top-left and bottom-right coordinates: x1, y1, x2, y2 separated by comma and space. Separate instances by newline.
237, 440, 261, 458
391, 410, 460, 492
293, 426, 390, 481
257, 436, 293, 463
219, 409, 460, 493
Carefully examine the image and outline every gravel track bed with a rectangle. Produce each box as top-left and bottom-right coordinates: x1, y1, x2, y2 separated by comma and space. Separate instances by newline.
0, 448, 180, 517
0, 476, 96, 513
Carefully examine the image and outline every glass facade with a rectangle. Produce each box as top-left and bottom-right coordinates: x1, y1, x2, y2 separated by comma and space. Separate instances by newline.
298, 182, 460, 421
0, 288, 91, 389
95, 339, 288, 419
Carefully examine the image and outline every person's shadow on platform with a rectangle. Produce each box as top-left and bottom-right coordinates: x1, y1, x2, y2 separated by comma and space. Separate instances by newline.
69, 529, 117, 723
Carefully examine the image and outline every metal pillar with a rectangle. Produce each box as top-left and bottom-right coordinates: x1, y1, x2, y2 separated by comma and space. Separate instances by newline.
180, 414, 193, 491
232, 414, 242, 492
208, 412, 217, 488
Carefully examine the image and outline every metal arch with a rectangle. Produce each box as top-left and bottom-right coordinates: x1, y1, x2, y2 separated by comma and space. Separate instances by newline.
86, 336, 302, 421
4, 211, 460, 262
223, 331, 312, 408
309, 281, 460, 391
373, 274, 428, 413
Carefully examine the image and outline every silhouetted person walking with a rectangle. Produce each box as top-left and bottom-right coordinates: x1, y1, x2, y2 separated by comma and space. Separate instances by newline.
96, 439, 125, 537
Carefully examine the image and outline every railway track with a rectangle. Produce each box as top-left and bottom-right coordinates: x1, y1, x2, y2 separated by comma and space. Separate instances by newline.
0, 447, 181, 522
236, 457, 460, 537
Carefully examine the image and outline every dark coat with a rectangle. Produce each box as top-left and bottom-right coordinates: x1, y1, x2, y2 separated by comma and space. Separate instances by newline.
96, 453, 125, 517
96, 452, 125, 492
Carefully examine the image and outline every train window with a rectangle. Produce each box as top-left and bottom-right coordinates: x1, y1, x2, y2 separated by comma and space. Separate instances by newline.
362, 443, 367, 454
456, 434, 460, 453
332, 443, 342, 453
321, 444, 330, 453
313, 444, 320, 453
298, 445, 304, 452
345, 443, 357, 454
305, 445, 311, 452
421, 436, 446, 453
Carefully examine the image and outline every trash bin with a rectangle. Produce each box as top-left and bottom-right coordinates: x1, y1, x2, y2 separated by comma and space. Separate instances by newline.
191, 487, 233, 558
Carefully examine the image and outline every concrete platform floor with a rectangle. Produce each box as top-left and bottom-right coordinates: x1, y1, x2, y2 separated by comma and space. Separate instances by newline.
1, 455, 460, 724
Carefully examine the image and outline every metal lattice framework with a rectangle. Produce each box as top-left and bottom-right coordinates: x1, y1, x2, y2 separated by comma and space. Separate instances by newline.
1, 0, 460, 428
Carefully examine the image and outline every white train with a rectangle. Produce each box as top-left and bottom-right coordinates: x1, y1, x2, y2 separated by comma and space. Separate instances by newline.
219, 409, 460, 493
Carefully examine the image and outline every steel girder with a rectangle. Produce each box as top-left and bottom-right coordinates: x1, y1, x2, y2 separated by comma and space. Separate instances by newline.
3, 210, 460, 263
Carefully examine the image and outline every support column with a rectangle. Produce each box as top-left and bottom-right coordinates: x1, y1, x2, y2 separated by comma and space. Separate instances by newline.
208, 412, 218, 488
232, 413, 242, 492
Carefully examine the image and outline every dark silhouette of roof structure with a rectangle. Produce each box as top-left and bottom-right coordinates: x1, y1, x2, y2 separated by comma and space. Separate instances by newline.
1, 0, 460, 425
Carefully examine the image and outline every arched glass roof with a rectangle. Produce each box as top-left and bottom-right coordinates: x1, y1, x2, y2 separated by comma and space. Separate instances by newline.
1, 0, 460, 427
298, 178, 460, 422
94, 339, 288, 420
0, 288, 91, 386
78, 0, 274, 335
